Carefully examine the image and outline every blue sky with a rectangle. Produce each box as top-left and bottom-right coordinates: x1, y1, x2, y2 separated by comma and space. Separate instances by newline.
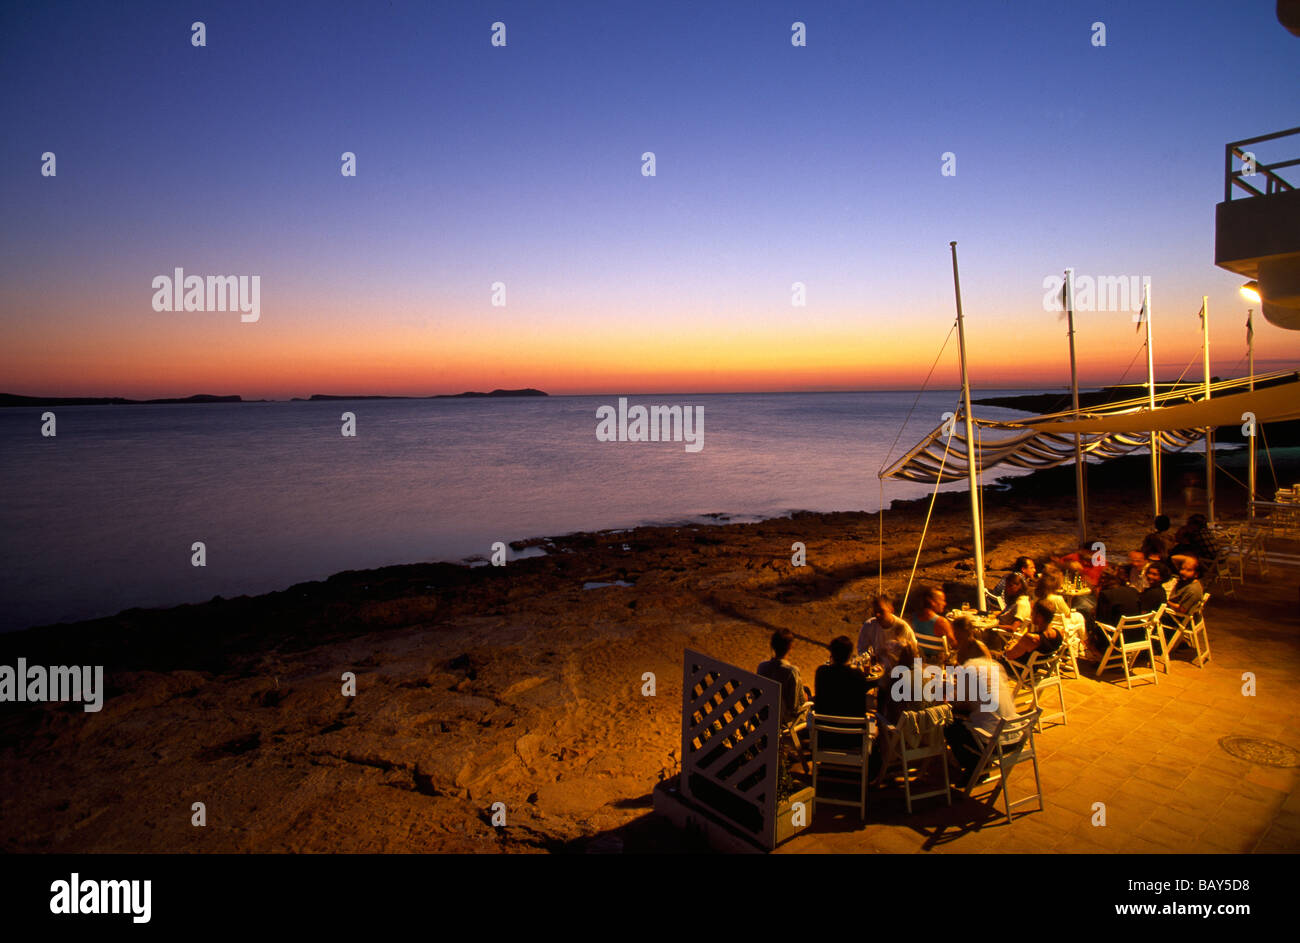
2, 1, 1297, 396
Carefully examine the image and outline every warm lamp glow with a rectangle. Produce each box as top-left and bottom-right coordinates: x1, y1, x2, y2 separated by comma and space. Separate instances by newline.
1239, 280, 1261, 304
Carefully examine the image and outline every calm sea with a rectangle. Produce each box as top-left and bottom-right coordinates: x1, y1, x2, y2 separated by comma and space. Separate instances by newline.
0, 391, 1040, 631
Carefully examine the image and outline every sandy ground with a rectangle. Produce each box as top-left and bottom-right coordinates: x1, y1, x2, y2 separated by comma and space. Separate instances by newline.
0, 449, 1294, 852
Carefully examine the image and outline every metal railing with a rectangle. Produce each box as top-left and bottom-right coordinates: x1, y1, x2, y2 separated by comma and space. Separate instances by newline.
1224, 126, 1300, 201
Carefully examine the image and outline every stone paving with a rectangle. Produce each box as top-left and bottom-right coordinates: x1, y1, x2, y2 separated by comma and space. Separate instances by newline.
779, 562, 1300, 854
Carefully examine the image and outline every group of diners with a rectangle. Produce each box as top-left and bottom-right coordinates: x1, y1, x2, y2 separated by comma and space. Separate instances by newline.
753, 512, 1215, 789
757, 595, 1022, 784
988, 513, 1210, 661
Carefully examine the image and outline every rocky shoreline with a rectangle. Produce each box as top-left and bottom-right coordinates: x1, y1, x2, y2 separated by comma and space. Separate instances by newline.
0, 448, 1291, 852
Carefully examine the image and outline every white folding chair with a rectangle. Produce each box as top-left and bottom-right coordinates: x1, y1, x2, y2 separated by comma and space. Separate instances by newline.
1204, 546, 1241, 598
1050, 612, 1084, 679
876, 706, 953, 813
1161, 593, 1212, 668
915, 634, 951, 666
961, 710, 1044, 825
984, 589, 1005, 613
1007, 650, 1066, 730
1240, 523, 1269, 577
1094, 607, 1161, 689
810, 713, 873, 821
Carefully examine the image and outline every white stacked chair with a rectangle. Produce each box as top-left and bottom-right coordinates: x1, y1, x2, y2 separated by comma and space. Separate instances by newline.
1206, 544, 1242, 598
1240, 522, 1269, 577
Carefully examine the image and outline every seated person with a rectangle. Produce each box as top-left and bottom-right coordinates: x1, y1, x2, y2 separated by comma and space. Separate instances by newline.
813, 636, 872, 750
1137, 562, 1168, 613
1033, 565, 1072, 620
1171, 513, 1219, 562
1161, 554, 1205, 628
993, 556, 1037, 602
1095, 563, 1141, 626
757, 628, 807, 727
1054, 544, 1099, 622
1089, 564, 1144, 654
952, 614, 991, 663
943, 646, 1022, 783
995, 573, 1032, 641
877, 623, 921, 728
1004, 600, 1064, 663
1140, 514, 1176, 563
909, 585, 956, 650
858, 591, 902, 658
1125, 551, 1152, 591
1057, 542, 1104, 592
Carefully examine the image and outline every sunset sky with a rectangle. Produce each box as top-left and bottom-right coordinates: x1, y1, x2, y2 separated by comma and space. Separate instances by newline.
2, 0, 1298, 398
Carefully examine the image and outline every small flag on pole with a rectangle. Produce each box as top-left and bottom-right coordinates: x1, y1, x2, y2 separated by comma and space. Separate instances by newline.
1247, 310, 1253, 345
1135, 294, 1147, 333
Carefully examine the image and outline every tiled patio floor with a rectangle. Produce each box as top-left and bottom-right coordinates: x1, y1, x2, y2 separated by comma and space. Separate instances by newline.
778, 565, 1300, 853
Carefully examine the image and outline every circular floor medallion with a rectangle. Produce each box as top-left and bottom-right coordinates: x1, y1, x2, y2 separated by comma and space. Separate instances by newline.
1218, 736, 1300, 768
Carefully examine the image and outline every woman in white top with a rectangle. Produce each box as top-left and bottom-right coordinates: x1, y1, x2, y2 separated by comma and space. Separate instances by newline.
944, 646, 1022, 782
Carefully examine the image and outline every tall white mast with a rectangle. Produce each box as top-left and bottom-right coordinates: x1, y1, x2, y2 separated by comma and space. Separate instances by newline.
1248, 308, 1256, 519
950, 242, 986, 606
1065, 268, 1087, 545
1202, 296, 1215, 524
1144, 281, 1161, 518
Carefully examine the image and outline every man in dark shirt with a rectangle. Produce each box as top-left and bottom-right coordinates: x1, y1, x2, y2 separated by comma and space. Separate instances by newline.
1091, 564, 1146, 652
1171, 514, 1219, 562
1096, 565, 1141, 625
1141, 514, 1176, 562
993, 556, 1037, 602
813, 636, 871, 751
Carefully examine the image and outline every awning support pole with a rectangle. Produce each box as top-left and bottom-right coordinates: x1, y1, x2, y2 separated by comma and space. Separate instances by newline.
1203, 296, 1215, 524
1248, 309, 1256, 519
1145, 281, 1161, 518
950, 241, 986, 606
1065, 268, 1087, 546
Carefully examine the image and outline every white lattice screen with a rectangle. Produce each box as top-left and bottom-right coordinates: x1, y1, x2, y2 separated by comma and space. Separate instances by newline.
680, 649, 781, 849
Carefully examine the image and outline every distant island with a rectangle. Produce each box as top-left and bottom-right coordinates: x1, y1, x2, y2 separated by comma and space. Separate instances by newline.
0, 393, 246, 407
304, 389, 548, 401
0, 389, 547, 407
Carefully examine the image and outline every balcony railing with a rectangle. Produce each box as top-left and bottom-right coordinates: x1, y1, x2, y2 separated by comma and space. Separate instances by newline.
1224, 126, 1300, 201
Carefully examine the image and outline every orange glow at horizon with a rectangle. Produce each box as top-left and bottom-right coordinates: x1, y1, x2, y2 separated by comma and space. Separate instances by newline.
5, 293, 1300, 400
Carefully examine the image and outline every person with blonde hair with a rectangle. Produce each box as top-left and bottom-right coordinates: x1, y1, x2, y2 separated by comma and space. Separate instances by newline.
1033, 565, 1071, 619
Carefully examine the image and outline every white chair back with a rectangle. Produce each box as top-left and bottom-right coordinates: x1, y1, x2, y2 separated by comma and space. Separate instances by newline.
810, 712, 873, 820
964, 709, 1044, 825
